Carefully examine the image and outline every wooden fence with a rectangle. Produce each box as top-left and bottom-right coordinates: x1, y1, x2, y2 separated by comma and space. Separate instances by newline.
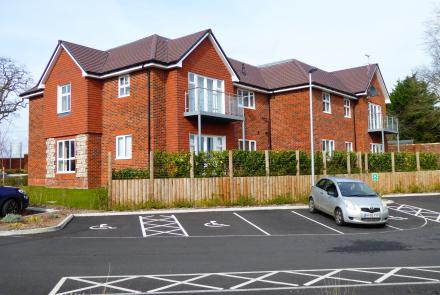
109, 170, 440, 207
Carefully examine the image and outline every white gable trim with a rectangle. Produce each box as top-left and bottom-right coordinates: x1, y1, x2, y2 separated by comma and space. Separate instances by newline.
356, 67, 390, 103
37, 43, 88, 89
177, 32, 239, 82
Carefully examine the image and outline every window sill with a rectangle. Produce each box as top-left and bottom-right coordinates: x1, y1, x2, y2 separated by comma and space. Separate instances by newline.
56, 171, 75, 174
118, 94, 130, 98
344, 116, 351, 119
57, 111, 71, 117
323, 111, 332, 114
116, 157, 132, 160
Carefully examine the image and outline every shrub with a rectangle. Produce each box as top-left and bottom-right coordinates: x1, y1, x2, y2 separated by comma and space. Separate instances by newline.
155, 151, 190, 178
0, 176, 28, 186
2, 214, 24, 223
269, 151, 297, 176
368, 152, 392, 172
394, 152, 416, 172
233, 150, 265, 177
195, 151, 228, 177
327, 152, 348, 174
419, 152, 439, 170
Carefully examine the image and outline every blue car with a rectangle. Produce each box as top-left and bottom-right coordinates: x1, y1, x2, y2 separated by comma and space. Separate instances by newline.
0, 186, 29, 217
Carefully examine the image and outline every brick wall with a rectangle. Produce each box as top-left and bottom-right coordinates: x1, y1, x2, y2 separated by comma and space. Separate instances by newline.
389, 143, 440, 153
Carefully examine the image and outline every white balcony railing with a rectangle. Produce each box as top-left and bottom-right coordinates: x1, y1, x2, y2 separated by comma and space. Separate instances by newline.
368, 112, 398, 133
184, 87, 244, 119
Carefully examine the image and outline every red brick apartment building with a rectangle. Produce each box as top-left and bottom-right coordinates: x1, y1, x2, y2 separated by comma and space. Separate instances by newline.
20, 29, 397, 188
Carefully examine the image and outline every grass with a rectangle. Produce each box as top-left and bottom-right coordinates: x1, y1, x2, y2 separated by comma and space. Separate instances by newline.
21, 186, 108, 210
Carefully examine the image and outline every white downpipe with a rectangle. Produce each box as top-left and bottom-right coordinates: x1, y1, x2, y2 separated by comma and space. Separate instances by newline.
309, 73, 315, 185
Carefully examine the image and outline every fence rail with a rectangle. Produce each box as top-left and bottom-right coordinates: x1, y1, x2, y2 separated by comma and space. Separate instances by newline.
109, 170, 440, 207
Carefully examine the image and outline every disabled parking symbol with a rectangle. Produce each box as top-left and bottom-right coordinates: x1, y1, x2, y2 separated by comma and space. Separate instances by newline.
89, 224, 117, 230
204, 221, 230, 228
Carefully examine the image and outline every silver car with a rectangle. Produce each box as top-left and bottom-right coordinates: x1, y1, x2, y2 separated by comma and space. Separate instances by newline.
309, 177, 389, 226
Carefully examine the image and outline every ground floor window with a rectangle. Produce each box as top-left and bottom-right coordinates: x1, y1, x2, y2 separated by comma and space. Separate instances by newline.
345, 141, 353, 152
116, 135, 132, 159
322, 139, 335, 156
238, 139, 256, 151
57, 139, 75, 173
371, 143, 383, 153
190, 134, 226, 153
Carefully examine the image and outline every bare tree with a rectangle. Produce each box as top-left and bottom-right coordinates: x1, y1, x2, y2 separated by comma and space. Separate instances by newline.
0, 57, 33, 122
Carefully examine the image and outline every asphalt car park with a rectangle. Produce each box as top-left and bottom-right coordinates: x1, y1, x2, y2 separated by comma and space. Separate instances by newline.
1, 195, 440, 295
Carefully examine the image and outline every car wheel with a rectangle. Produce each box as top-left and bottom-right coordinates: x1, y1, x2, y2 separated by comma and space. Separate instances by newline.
309, 197, 316, 213
334, 208, 345, 226
1, 199, 20, 216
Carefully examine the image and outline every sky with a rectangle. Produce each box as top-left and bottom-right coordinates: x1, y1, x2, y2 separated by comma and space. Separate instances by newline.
0, 0, 438, 154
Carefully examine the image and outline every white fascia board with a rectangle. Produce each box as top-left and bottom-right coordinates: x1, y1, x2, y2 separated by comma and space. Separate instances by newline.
313, 85, 357, 99
21, 91, 44, 99
233, 83, 271, 94
37, 44, 62, 88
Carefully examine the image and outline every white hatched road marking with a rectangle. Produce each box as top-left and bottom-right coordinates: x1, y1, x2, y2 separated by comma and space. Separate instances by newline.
49, 266, 440, 294
139, 214, 188, 237
233, 212, 271, 236
388, 203, 440, 223
291, 210, 344, 234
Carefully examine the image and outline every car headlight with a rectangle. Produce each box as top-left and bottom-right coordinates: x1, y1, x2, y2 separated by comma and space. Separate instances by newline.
344, 199, 359, 211
18, 189, 28, 199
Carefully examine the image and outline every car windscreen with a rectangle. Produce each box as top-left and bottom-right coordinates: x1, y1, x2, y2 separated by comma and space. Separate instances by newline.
337, 182, 377, 197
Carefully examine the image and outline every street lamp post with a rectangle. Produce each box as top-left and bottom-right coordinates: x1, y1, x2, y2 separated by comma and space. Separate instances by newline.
308, 68, 318, 186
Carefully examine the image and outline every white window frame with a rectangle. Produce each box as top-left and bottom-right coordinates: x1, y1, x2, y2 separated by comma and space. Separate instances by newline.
189, 134, 226, 153
371, 143, 383, 153
322, 92, 331, 114
188, 72, 225, 114
344, 98, 351, 118
56, 139, 75, 173
237, 89, 255, 109
322, 139, 335, 156
345, 141, 353, 152
57, 83, 71, 114
116, 135, 132, 160
368, 103, 382, 130
238, 139, 257, 151
118, 75, 130, 98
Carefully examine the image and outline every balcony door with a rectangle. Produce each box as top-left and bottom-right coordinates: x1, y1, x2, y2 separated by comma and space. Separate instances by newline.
188, 73, 225, 114
368, 103, 382, 130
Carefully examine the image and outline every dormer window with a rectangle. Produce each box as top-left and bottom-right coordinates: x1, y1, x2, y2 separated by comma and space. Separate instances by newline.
118, 75, 130, 97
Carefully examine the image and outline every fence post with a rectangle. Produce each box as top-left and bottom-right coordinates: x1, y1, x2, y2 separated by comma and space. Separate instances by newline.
357, 152, 363, 174
229, 150, 233, 201
347, 153, 351, 175
364, 153, 369, 174
265, 150, 270, 176
107, 152, 112, 208
416, 152, 421, 171
391, 152, 395, 173
228, 150, 233, 177
149, 151, 154, 181
190, 151, 194, 178
322, 151, 327, 175
296, 150, 300, 176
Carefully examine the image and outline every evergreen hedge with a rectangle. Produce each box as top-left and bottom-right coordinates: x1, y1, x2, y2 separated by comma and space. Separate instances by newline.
112, 150, 440, 179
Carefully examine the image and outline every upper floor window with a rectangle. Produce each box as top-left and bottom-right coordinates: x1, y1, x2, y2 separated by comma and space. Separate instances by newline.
118, 75, 130, 97
187, 73, 225, 114
345, 141, 353, 152
57, 83, 71, 114
344, 98, 351, 118
239, 139, 257, 151
57, 139, 75, 173
322, 93, 331, 113
237, 89, 255, 109
322, 139, 335, 156
116, 135, 132, 159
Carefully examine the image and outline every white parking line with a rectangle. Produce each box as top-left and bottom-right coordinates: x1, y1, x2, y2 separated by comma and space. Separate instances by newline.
291, 210, 344, 235
385, 224, 403, 231
172, 214, 189, 237
49, 265, 440, 294
233, 212, 271, 236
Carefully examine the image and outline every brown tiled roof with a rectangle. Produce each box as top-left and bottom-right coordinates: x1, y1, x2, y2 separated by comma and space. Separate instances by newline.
61, 29, 210, 74
332, 64, 377, 94
21, 29, 379, 97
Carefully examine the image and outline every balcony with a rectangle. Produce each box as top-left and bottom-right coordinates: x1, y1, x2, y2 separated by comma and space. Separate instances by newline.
368, 113, 399, 134
184, 87, 244, 121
